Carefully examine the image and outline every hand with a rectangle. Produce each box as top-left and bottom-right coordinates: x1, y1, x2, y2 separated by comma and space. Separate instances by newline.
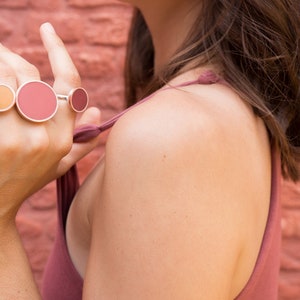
0, 23, 101, 222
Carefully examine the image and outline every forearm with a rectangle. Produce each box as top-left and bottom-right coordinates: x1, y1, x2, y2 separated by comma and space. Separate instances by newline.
0, 224, 41, 299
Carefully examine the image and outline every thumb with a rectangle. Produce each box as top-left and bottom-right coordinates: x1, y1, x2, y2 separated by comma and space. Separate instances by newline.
57, 106, 102, 176
75, 106, 101, 128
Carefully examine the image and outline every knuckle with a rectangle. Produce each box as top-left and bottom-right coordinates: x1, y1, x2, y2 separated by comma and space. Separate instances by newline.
2, 138, 22, 158
55, 139, 72, 158
19, 62, 40, 79
61, 69, 81, 87
23, 128, 72, 165
27, 127, 72, 160
51, 129, 73, 158
0, 49, 40, 80
70, 71, 81, 87
0, 63, 16, 81
26, 128, 50, 155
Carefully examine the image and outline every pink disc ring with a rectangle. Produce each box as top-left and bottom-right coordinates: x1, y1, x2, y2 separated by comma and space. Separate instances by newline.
0, 84, 16, 112
16, 81, 58, 122
57, 87, 89, 113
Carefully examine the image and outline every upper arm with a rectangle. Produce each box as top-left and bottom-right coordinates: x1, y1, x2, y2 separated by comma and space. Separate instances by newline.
83, 89, 269, 299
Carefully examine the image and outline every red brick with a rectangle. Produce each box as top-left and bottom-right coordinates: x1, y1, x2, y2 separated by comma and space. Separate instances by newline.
75, 47, 121, 78
0, 17, 13, 40
28, 182, 57, 210
86, 7, 132, 46
15, 47, 53, 79
98, 82, 125, 110
282, 212, 300, 238
282, 180, 300, 208
45, 218, 57, 242
52, 14, 84, 43
28, 248, 50, 272
280, 272, 300, 300
28, 249, 50, 285
0, 0, 28, 8
67, 0, 120, 8
29, 0, 61, 10
25, 13, 83, 44
16, 217, 43, 239
282, 238, 300, 264
24, 14, 48, 44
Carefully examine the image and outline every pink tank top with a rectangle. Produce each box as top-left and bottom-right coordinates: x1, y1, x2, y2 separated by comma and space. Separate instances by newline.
42, 72, 281, 300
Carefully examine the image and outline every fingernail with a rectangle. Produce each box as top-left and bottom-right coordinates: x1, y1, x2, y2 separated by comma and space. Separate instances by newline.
41, 22, 56, 34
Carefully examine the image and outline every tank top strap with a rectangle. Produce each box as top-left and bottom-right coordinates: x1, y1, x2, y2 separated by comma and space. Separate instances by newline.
73, 71, 221, 143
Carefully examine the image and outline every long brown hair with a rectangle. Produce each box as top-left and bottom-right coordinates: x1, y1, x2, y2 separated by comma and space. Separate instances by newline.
124, 0, 300, 181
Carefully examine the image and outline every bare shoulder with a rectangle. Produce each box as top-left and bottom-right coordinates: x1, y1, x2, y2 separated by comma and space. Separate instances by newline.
105, 81, 272, 226
83, 81, 272, 299
107, 80, 270, 175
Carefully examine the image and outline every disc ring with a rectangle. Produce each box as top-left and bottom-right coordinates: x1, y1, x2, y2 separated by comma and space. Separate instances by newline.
57, 87, 89, 113
16, 81, 58, 123
0, 84, 16, 112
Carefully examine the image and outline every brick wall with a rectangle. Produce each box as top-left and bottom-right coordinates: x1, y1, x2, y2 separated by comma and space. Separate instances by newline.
0, 1, 299, 299
281, 181, 300, 299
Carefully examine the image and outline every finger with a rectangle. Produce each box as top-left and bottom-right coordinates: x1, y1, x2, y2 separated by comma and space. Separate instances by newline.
40, 22, 79, 130
75, 106, 101, 127
57, 133, 102, 176
0, 62, 18, 117
0, 44, 40, 85
0, 61, 18, 90
58, 137, 101, 172
40, 23, 81, 94
40, 23, 80, 143
56, 107, 102, 175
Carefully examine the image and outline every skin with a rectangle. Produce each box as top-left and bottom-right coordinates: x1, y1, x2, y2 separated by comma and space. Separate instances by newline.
0, 23, 101, 299
75, 76, 271, 299
0, 0, 272, 299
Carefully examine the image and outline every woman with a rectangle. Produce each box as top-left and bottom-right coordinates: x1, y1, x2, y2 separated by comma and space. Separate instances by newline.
0, 0, 299, 299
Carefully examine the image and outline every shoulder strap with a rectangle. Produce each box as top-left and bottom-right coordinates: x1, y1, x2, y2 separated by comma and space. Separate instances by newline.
73, 71, 220, 143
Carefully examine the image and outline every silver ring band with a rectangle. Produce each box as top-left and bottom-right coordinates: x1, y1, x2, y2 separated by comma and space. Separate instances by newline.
56, 87, 89, 113
56, 94, 68, 101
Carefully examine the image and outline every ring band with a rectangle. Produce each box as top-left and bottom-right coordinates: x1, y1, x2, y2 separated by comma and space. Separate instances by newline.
16, 81, 58, 123
57, 95, 68, 101
0, 84, 16, 112
57, 87, 89, 113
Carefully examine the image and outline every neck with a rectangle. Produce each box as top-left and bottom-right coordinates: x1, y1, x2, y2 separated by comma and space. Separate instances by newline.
137, 1, 201, 74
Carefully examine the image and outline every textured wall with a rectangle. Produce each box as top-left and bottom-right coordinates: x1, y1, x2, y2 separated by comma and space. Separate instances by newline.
0, 1, 299, 299
281, 181, 300, 299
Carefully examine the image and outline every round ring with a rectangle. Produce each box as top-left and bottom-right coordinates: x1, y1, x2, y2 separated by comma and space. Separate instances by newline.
16, 81, 58, 123
57, 87, 89, 113
0, 84, 16, 112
